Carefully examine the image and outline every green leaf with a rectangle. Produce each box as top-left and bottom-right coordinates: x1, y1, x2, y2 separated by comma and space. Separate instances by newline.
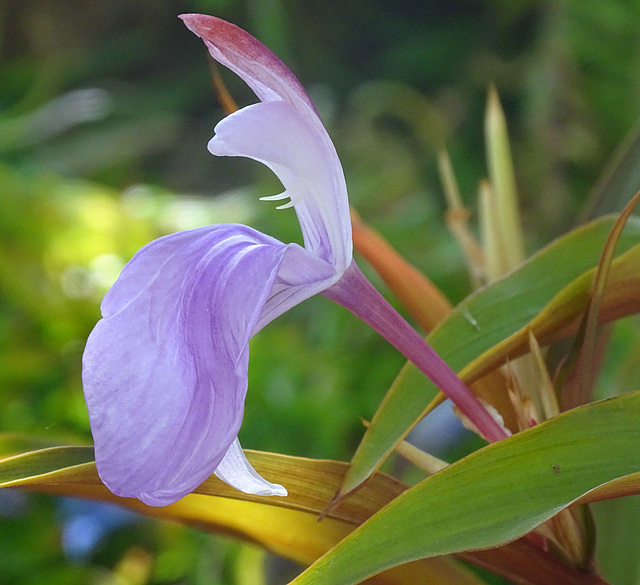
560, 190, 640, 408
0, 444, 94, 484
0, 441, 488, 585
592, 495, 640, 585
339, 215, 640, 497
2, 436, 624, 585
0, 445, 406, 526
459, 228, 640, 387
288, 390, 640, 585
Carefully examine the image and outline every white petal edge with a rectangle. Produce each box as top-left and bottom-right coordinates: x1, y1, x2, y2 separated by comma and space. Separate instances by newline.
214, 438, 288, 497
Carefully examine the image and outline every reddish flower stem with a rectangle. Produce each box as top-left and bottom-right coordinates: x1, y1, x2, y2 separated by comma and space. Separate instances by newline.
323, 261, 509, 443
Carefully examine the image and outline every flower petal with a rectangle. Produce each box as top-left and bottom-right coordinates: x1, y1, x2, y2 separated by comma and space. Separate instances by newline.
214, 438, 287, 497
83, 224, 332, 506
181, 13, 352, 276
210, 100, 351, 272
179, 14, 316, 116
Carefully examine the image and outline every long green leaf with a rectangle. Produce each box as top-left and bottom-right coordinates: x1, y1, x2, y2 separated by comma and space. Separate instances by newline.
0, 442, 405, 526
0, 440, 490, 585
1, 435, 624, 585
289, 390, 640, 585
339, 215, 640, 497
459, 236, 640, 385
0, 439, 491, 585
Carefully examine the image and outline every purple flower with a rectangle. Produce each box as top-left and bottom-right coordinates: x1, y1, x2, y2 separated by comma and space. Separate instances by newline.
82, 15, 352, 507
83, 15, 508, 508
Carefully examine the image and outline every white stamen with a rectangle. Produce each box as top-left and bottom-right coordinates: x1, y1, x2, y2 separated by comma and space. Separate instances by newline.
275, 199, 296, 210
259, 187, 306, 211
259, 192, 290, 202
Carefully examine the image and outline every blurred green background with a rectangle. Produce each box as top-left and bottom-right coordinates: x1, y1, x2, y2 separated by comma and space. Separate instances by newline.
2, 0, 640, 583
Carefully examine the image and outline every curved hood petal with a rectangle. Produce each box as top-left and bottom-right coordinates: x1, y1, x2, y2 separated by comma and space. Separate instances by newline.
181, 13, 351, 274
209, 100, 351, 273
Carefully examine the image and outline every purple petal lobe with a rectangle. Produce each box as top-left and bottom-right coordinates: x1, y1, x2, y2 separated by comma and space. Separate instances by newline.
214, 438, 287, 496
83, 224, 331, 506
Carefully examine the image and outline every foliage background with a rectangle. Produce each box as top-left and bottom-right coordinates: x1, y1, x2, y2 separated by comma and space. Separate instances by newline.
1, 0, 640, 583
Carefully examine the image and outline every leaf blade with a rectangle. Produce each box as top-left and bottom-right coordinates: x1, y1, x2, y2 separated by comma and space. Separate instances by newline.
1, 436, 624, 585
339, 215, 640, 497
0, 441, 486, 585
289, 390, 640, 585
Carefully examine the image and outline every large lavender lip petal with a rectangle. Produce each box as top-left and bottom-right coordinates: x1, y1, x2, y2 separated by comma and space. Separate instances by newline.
83, 224, 329, 506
